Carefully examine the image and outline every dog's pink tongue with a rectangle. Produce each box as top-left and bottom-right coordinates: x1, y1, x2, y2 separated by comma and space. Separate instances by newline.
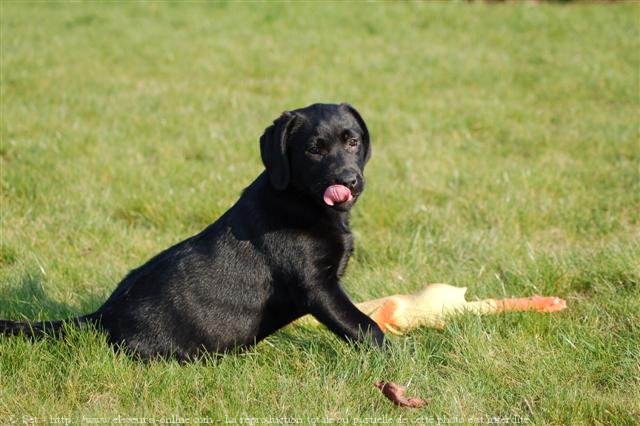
323, 185, 353, 206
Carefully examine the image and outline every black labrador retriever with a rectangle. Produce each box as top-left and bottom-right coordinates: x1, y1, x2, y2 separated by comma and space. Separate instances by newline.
0, 103, 385, 361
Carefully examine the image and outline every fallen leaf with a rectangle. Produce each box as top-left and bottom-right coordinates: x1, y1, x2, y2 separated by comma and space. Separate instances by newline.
374, 381, 427, 408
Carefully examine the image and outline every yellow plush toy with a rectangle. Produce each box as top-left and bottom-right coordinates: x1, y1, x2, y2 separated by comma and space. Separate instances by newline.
297, 283, 567, 334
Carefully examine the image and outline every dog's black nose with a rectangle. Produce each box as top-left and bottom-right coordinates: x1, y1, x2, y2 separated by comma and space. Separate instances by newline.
340, 174, 359, 190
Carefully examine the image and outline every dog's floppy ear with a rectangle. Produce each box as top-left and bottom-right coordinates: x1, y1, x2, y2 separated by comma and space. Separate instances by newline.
341, 103, 371, 164
260, 111, 298, 191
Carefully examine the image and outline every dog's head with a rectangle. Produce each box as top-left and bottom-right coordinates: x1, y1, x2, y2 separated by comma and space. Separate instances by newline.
260, 103, 371, 211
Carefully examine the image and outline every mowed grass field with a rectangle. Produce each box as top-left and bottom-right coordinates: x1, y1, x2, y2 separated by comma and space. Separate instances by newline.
1, 2, 639, 424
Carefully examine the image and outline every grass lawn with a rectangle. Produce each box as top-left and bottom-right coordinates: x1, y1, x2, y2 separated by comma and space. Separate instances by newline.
1, 2, 639, 424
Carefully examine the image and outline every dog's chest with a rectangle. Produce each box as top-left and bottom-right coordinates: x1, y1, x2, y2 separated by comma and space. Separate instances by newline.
312, 229, 353, 278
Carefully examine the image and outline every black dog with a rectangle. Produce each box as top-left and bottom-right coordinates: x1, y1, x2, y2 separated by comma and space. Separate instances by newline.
1, 103, 385, 361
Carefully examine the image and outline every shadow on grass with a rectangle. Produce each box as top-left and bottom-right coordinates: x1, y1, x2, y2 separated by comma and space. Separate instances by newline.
0, 272, 105, 320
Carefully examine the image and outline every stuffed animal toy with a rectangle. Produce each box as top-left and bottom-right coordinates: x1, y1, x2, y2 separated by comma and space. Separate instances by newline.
296, 283, 567, 334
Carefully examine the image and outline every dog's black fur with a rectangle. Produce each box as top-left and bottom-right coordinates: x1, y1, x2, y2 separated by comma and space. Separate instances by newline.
0, 103, 385, 361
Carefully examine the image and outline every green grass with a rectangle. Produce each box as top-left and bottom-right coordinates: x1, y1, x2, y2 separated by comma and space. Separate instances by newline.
1, 2, 639, 424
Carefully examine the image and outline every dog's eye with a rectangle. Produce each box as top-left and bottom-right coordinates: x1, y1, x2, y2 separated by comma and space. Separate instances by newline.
347, 138, 359, 149
306, 145, 326, 156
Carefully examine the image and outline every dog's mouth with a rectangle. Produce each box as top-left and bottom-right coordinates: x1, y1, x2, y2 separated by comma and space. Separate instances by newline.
323, 185, 354, 207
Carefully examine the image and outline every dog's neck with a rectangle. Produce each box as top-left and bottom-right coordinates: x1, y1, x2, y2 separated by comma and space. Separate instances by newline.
249, 172, 352, 233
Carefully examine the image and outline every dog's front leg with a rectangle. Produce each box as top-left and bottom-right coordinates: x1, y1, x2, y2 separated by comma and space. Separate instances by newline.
307, 282, 385, 347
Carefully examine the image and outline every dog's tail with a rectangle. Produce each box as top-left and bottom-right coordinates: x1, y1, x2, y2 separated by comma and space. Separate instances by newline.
0, 315, 95, 339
